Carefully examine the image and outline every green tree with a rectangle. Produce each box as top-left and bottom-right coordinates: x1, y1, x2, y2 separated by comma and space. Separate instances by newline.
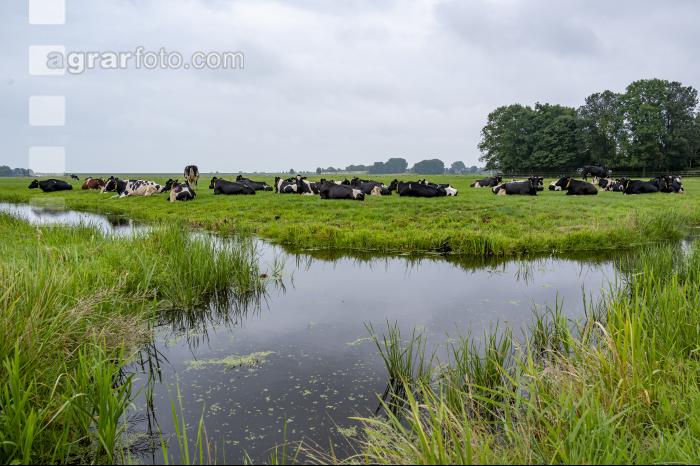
578, 90, 625, 167
449, 161, 467, 174
412, 159, 445, 175
478, 104, 536, 172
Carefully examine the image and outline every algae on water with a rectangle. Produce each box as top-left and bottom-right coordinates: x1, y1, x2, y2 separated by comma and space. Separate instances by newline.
187, 351, 275, 370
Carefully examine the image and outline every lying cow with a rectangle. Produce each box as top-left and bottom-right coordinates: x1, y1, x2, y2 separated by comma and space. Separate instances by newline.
81, 177, 105, 190
420, 180, 458, 196
492, 177, 539, 196
388, 180, 447, 197
619, 178, 659, 195
350, 178, 392, 196
209, 177, 256, 195
297, 177, 321, 195
169, 181, 196, 202
28, 179, 73, 192
470, 176, 502, 188
102, 177, 164, 197
318, 181, 364, 201
274, 176, 300, 193
651, 175, 684, 194
551, 177, 598, 195
235, 175, 273, 191
596, 178, 624, 192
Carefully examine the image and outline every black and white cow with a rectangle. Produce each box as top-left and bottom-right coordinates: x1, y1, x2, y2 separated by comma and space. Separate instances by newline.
28, 179, 73, 192
577, 165, 612, 180
318, 181, 365, 200
209, 177, 256, 195
470, 176, 502, 188
350, 178, 392, 196
598, 178, 624, 192
651, 175, 684, 194
552, 177, 598, 195
492, 177, 539, 196
297, 177, 321, 195
102, 177, 164, 197
168, 181, 196, 202
388, 180, 447, 197
184, 165, 200, 186
619, 178, 659, 195
69, 174, 80, 180
420, 180, 458, 196
235, 175, 274, 191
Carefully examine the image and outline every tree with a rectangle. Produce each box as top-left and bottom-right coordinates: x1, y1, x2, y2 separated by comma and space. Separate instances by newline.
478, 104, 536, 172
469, 165, 479, 173
412, 159, 445, 175
289, 169, 296, 175
578, 90, 625, 167
450, 161, 467, 174
316, 167, 323, 174
345, 164, 368, 172
367, 158, 408, 174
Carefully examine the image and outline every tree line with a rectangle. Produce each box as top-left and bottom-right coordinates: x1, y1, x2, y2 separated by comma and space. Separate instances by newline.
478, 79, 700, 173
0, 166, 34, 177
316, 158, 482, 175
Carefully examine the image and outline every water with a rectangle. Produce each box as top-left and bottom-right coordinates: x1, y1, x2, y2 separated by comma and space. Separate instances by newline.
0, 202, 620, 463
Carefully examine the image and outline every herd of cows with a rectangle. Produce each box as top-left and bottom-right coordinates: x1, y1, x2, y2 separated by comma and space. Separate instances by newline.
26, 165, 686, 200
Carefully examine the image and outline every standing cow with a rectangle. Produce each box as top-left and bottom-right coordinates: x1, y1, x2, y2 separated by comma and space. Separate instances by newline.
184, 165, 200, 186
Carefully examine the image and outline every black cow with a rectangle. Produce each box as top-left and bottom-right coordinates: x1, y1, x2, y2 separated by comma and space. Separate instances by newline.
577, 165, 612, 180
28, 179, 73, 192
350, 178, 392, 196
470, 176, 502, 188
492, 178, 539, 196
168, 182, 196, 202
184, 165, 200, 186
318, 182, 365, 200
620, 178, 659, 195
69, 174, 80, 180
419, 180, 458, 196
209, 177, 256, 195
235, 175, 273, 191
552, 177, 598, 195
388, 180, 447, 197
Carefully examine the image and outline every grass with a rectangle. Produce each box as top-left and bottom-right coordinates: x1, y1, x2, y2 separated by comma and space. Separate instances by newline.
0, 213, 265, 464
339, 243, 700, 464
1, 175, 698, 256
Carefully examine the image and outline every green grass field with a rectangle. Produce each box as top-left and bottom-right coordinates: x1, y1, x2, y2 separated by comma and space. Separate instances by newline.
0, 175, 698, 256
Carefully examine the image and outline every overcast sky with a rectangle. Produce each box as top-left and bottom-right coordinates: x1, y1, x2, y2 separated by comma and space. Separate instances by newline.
1, 0, 699, 173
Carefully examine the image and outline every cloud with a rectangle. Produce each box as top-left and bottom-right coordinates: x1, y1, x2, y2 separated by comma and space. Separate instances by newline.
0, 0, 698, 173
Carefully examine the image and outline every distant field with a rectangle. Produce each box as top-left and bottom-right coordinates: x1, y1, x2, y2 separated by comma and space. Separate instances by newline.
1, 175, 699, 256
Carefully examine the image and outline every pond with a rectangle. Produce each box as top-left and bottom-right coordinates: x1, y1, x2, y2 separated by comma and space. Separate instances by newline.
0, 202, 621, 463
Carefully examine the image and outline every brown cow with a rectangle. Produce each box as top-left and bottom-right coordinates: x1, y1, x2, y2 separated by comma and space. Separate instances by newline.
82, 178, 105, 190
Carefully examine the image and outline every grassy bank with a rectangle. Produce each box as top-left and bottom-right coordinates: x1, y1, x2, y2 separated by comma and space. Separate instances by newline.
0, 214, 265, 464
344, 243, 700, 464
1, 175, 698, 256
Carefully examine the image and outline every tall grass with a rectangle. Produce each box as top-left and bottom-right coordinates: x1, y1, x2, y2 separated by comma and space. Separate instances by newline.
0, 214, 265, 464
346, 243, 700, 464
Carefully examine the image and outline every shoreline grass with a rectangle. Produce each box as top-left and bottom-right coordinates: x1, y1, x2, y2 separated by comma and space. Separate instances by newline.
339, 243, 700, 464
1, 175, 698, 257
0, 214, 265, 464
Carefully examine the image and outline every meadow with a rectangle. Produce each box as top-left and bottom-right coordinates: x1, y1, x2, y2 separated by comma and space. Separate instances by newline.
0, 175, 698, 256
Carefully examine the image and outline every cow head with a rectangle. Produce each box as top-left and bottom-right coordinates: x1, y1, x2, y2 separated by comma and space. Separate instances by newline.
236, 175, 244, 181
163, 178, 178, 191
209, 177, 219, 189
28, 179, 39, 189
102, 177, 119, 193
351, 189, 365, 201
529, 177, 544, 191
553, 176, 572, 190
387, 179, 399, 192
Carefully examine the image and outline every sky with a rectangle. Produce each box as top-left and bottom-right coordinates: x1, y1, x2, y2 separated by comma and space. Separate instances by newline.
1, 0, 699, 173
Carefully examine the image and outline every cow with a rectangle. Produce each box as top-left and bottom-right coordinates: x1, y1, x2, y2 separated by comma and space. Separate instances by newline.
350, 178, 392, 196
81, 177, 105, 190
28, 179, 73, 192
235, 175, 273, 191
420, 181, 458, 196
102, 177, 163, 197
577, 165, 612, 180
274, 176, 301, 194
492, 177, 539, 196
297, 177, 321, 195
551, 177, 598, 195
209, 177, 256, 195
598, 178, 624, 192
470, 176, 502, 188
388, 180, 447, 197
619, 178, 659, 195
69, 174, 80, 180
161, 178, 178, 192
168, 182, 196, 202
318, 181, 365, 200
651, 175, 684, 194
184, 165, 200, 186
